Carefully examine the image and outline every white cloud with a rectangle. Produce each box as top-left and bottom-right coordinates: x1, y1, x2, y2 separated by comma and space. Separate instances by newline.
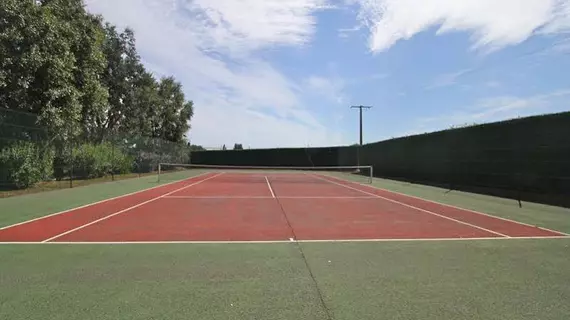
193, 104, 346, 149
183, 0, 329, 54
84, 0, 340, 148
419, 89, 570, 128
353, 0, 570, 52
338, 25, 362, 38
426, 68, 472, 89
304, 75, 347, 104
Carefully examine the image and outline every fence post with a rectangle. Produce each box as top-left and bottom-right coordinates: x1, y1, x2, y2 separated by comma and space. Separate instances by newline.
111, 139, 115, 181
157, 163, 161, 183
69, 138, 73, 189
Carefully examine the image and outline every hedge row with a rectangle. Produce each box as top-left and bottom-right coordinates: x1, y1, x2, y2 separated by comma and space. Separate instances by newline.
0, 139, 189, 189
0, 142, 54, 188
53, 142, 134, 181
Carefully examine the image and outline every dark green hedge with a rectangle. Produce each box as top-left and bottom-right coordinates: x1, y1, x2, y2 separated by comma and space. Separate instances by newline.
360, 112, 570, 194
191, 146, 356, 167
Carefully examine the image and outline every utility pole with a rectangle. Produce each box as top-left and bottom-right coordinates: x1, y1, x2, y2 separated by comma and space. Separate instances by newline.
351, 106, 372, 145
350, 105, 372, 168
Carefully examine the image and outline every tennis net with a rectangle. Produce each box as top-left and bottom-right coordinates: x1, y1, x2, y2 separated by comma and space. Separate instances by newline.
158, 163, 373, 184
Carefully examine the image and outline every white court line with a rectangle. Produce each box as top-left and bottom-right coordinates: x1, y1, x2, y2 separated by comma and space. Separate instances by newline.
162, 195, 376, 199
265, 176, 276, 198
164, 196, 273, 199
41, 173, 224, 243
0, 171, 213, 232
325, 174, 570, 236
310, 174, 510, 238
0, 235, 568, 245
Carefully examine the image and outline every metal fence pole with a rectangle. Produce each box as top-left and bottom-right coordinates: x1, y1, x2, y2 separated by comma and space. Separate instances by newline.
69, 138, 74, 189
111, 139, 115, 181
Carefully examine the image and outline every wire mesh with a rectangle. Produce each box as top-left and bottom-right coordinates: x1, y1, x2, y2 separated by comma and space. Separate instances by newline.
0, 108, 192, 197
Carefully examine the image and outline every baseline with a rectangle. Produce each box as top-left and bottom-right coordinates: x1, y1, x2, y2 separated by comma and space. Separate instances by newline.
0, 236, 568, 245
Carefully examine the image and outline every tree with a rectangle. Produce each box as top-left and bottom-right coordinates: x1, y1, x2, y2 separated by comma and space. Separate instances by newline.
128, 69, 160, 137
0, 0, 85, 138
233, 143, 244, 150
101, 24, 139, 136
75, 14, 109, 141
0, 0, 195, 145
99, 26, 194, 143
0, 0, 199, 189
153, 77, 193, 142
188, 144, 205, 151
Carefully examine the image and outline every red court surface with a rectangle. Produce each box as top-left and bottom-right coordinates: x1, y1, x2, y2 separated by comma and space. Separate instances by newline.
0, 172, 567, 243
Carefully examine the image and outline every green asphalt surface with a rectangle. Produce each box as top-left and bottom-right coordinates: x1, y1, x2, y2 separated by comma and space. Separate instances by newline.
1, 170, 569, 320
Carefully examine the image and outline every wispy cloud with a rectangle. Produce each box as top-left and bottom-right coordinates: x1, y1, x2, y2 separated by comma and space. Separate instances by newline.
420, 88, 570, 128
304, 75, 347, 104
352, 0, 570, 53
426, 68, 472, 89
485, 81, 501, 88
84, 0, 342, 148
338, 25, 362, 38
182, 0, 329, 54
534, 37, 570, 56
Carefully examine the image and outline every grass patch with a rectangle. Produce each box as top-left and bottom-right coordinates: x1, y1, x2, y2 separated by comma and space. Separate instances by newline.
302, 239, 570, 320
0, 172, 158, 198
1, 240, 569, 320
0, 244, 327, 320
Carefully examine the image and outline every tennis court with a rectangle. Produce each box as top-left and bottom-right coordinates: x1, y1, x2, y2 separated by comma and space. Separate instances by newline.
0, 166, 565, 243
2, 167, 570, 320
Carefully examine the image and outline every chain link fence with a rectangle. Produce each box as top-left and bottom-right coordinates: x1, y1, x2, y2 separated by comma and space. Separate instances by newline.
0, 108, 191, 197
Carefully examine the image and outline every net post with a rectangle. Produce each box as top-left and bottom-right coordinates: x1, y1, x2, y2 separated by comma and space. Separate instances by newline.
368, 165, 373, 184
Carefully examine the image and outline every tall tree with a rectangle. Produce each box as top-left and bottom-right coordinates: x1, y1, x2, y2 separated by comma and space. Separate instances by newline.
153, 77, 193, 142
1, 0, 80, 137
73, 13, 109, 141
101, 24, 133, 135
0, 0, 108, 140
1, 0, 195, 145
128, 69, 160, 137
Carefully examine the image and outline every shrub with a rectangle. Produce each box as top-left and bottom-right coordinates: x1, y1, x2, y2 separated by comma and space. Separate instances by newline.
53, 142, 133, 180
0, 142, 54, 188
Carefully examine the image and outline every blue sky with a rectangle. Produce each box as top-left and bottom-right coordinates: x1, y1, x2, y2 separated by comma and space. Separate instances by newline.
85, 0, 570, 148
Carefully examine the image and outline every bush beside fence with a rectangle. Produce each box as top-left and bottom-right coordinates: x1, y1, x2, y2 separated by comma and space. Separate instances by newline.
0, 108, 191, 194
